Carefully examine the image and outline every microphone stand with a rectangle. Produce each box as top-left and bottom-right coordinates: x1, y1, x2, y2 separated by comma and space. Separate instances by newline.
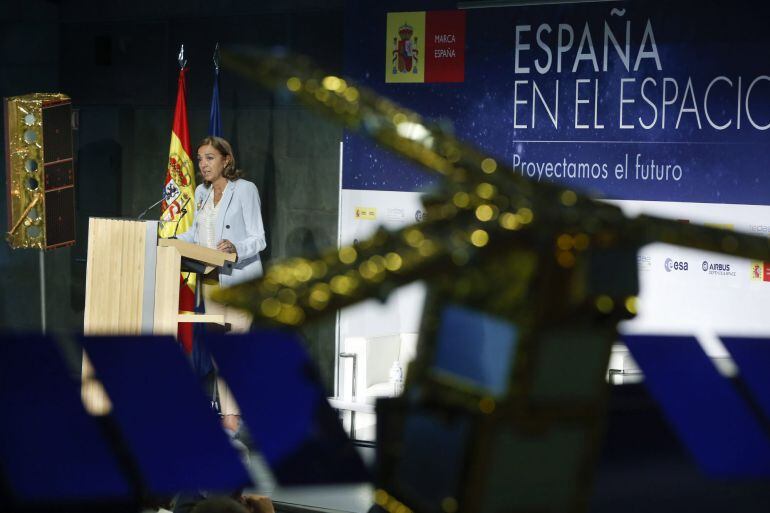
171, 194, 193, 238
137, 195, 168, 220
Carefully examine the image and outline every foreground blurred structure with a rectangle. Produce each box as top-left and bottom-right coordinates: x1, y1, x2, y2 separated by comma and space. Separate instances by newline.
211, 47, 770, 513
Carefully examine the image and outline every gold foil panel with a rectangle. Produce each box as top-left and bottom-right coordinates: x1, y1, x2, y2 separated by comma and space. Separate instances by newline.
5, 93, 69, 249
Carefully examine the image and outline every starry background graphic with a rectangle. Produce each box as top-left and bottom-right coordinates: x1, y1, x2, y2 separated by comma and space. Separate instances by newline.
342, 0, 770, 205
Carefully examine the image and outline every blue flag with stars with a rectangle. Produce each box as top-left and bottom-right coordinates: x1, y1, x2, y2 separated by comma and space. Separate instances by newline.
192, 43, 224, 385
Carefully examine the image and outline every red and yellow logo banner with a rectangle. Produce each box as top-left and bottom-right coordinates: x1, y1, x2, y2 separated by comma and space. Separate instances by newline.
386, 10, 466, 84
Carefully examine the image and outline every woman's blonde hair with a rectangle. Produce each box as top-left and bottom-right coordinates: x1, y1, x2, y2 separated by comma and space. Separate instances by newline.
197, 135, 242, 185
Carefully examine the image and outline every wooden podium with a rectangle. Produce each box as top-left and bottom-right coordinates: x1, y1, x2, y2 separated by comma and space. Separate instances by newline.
83, 217, 236, 336
82, 217, 236, 413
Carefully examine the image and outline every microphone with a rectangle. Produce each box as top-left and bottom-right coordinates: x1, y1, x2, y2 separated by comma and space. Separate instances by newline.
171, 194, 194, 238
137, 191, 169, 220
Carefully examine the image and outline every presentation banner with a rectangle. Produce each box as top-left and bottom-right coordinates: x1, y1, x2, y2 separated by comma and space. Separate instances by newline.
344, 0, 770, 205
339, 0, 770, 356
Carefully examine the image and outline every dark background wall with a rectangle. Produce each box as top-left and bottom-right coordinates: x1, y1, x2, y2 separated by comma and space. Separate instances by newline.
0, 0, 345, 389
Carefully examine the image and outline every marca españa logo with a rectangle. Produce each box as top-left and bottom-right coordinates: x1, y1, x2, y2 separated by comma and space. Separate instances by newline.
751, 261, 770, 282
386, 10, 466, 83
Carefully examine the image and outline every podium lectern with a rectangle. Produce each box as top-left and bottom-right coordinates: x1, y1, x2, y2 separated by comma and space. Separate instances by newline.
83, 217, 235, 336
82, 217, 235, 413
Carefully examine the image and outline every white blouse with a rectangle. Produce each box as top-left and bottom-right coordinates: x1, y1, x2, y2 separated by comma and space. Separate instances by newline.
197, 188, 222, 249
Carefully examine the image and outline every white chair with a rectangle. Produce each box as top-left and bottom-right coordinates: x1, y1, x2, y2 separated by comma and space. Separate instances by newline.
336, 333, 418, 441
339, 333, 418, 402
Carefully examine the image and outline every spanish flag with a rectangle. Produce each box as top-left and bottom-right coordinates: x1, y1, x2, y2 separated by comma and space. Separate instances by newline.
160, 66, 197, 353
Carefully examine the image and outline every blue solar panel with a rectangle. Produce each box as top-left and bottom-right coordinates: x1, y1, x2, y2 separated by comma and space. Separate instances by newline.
623, 334, 770, 477
206, 329, 369, 484
433, 304, 517, 395
721, 336, 770, 421
81, 335, 251, 496
396, 411, 470, 506
0, 334, 132, 504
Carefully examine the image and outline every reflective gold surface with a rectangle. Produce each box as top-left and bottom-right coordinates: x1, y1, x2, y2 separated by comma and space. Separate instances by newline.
5, 93, 70, 250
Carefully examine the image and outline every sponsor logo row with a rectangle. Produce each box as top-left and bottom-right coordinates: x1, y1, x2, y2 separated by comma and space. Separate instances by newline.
639, 255, 770, 281
354, 210, 770, 282
355, 206, 427, 223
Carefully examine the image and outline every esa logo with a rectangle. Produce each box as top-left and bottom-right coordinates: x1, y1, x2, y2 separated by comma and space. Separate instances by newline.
664, 258, 688, 272
749, 224, 770, 235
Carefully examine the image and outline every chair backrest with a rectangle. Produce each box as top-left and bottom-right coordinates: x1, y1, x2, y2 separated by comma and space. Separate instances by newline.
366, 334, 402, 387
398, 333, 419, 374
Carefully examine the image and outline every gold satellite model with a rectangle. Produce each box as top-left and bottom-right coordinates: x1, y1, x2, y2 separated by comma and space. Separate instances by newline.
5, 93, 75, 250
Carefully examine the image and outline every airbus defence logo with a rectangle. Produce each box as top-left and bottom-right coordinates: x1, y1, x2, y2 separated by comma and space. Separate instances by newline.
702, 260, 736, 277
664, 258, 688, 272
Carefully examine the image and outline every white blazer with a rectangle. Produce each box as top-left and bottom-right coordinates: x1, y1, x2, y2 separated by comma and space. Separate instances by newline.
177, 179, 267, 287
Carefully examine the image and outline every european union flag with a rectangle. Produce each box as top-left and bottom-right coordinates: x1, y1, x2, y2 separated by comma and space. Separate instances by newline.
192, 43, 224, 381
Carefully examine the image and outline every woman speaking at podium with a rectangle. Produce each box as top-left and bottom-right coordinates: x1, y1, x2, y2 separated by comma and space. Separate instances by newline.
175, 135, 267, 428
177, 135, 267, 326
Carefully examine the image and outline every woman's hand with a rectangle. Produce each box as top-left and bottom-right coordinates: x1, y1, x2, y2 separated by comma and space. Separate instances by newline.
221, 414, 241, 434
217, 239, 237, 256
